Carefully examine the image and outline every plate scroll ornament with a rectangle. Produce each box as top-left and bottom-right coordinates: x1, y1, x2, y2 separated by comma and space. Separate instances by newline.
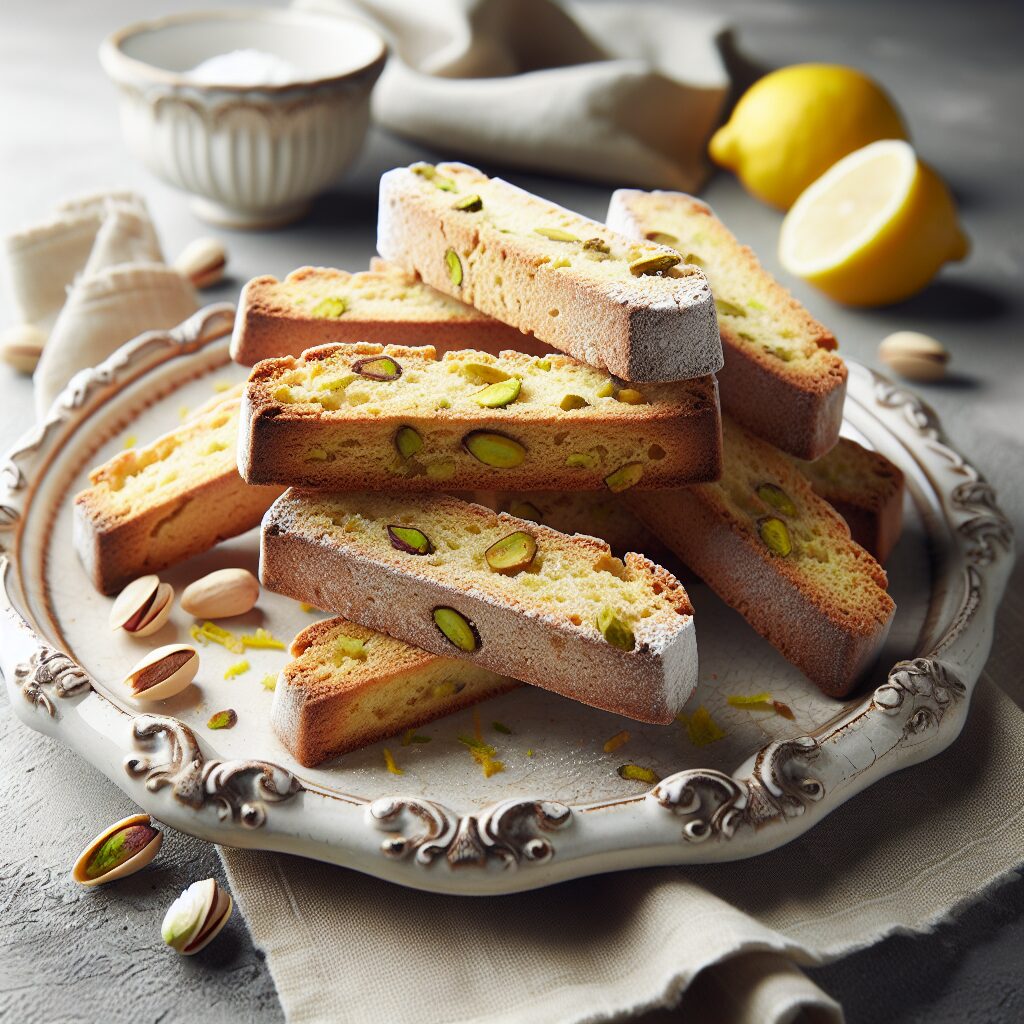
0, 309, 1015, 894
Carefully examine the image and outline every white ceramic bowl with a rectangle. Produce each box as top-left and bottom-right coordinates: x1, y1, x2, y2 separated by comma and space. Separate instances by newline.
100, 9, 387, 228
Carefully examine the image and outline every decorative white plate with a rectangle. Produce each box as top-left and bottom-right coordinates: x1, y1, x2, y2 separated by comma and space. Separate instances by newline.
1, 306, 1013, 895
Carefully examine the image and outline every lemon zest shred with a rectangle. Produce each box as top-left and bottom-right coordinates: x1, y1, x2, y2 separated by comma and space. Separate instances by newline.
241, 627, 286, 651
457, 734, 505, 778
122, 434, 137, 449
401, 729, 430, 746
525, 748, 535, 758
383, 748, 403, 775
299, 602, 320, 614
617, 763, 659, 784
213, 380, 234, 393
727, 692, 774, 708
178, 405, 190, 421
224, 660, 250, 680
261, 674, 277, 692
603, 729, 631, 753
190, 621, 245, 654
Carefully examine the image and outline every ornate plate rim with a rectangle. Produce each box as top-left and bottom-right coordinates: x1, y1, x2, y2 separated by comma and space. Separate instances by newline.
0, 305, 1014, 895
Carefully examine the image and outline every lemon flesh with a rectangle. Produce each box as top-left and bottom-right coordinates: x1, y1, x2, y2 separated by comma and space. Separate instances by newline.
710, 64, 908, 210
779, 140, 969, 307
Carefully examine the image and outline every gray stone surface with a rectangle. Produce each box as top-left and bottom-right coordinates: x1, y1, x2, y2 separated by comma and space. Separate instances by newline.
1, 0, 1022, 1022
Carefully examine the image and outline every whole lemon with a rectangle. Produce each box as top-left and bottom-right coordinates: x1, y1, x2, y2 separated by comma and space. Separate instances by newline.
709, 64, 908, 210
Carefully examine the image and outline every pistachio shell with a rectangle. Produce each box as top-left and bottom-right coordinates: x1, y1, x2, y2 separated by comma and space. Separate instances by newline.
181, 568, 260, 619
71, 813, 163, 887
125, 644, 199, 701
162, 878, 233, 955
878, 331, 949, 382
173, 237, 227, 289
110, 575, 174, 636
0, 323, 46, 373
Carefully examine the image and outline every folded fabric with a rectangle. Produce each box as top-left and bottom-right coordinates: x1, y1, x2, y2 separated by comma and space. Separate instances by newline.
294, 0, 731, 190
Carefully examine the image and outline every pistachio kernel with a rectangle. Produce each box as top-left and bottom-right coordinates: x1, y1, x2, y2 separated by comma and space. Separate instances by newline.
352, 355, 402, 381
475, 378, 521, 408
310, 296, 347, 318
426, 459, 456, 480
566, 452, 598, 469
463, 431, 527, 468
535, 227, 580, 243
757, 483, 797, 517
395, 426, 423, 460
387, 524, 433, 555
533, 358, 551, 371
597, 607, 636, 651
604, 462, 644, 493
582, 237, 610, 253
452, 193, 483, 212
484, 531, 537, 575
82, 821, 161, 882
207, 709, 237, 730
334, 636, 367, 662
715, 298, 747, 318
433, 607, 480, 652
505, 500, 542, 522
615, 388, 645, 405
758, 516, 793, 556
595, 380, 615, 398
644, 231, 679, 246
445, 248, 463, 286
629, 252, 681, 276
559, 394, 589, 411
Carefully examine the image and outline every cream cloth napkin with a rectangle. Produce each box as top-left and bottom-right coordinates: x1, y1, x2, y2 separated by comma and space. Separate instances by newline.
3, 190, 198, 417
295, 0, 731, 190
219, 671, 1024, 1024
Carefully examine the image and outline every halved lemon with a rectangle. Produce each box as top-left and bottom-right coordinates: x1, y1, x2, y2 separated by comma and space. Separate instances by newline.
779, 140, 969, 307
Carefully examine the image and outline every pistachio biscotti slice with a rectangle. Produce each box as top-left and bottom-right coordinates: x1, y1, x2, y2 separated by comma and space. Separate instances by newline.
273, 617, 519, 767
377, 162, 722, 383
796, 438, 905, 563
627, 419, 895, 697
74, 400, 284, 594
260, 491, 698, 723
606, 190, 847, 459
230, 259, 545, 366
238, 342, 722, 491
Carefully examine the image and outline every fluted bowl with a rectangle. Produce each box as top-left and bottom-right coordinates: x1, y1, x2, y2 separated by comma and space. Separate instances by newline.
100, 9, 387, 228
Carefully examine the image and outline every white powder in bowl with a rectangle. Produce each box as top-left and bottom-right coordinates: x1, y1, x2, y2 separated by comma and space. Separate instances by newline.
188, 49, 302, 86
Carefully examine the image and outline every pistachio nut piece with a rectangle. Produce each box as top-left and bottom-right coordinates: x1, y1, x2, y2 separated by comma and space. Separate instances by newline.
452, 193, 483, 212
597, 608, 636, 652
162, 878, 233, 956
463, 431, 527, 468
181, 568, 260, 619
109, 575, 174, 637
535, 227, 580, 243
715, 298, 747, 318
614, 388, 645, 405
629, 252, 681, 276
445, 248, 463, 287
475, 378, 521, 408
604, 462, 644, 493
310, 296, 347, 318
173, 237, 227, 289
207, 709, 237, 730
71, 813, 163, 887
432, 607, 480, 652
504, 500, 542, 522
387, 524, 433, 555
559, 394, 589, 411
352, 355, 402, 381
484, 531, 537, 575
758, 517, 793, 557
125, 644, 199, 701
0, 323, 47, 373
395, 425, 423, 459
757, 483, 797, 517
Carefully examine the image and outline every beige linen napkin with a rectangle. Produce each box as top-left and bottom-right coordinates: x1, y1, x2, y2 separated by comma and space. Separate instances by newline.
295, 0, 731, 190
219, 672, 1024, 1024
3, 190, 198, 417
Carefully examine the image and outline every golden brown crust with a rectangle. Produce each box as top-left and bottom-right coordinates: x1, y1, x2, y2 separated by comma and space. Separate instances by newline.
627, 421, 895, 697
231, 263, 545, 366
238, 342, 723, 491
377, 163, 723, 383
606, 190, 848, 459
272, 617, 518, 767
259, 491, 699, 723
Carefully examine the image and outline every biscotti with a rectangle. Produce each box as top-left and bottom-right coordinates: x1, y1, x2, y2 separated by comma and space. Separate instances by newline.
260, 491, 698, 723
627, 419, 895, 697
230, 259, 546, 366
606, 189, 846, 458
377, 162, 722, 382
74, 400, 283, 594
797, 438, 905, 563
238, 342, 722, 491
273, 616, 519, 767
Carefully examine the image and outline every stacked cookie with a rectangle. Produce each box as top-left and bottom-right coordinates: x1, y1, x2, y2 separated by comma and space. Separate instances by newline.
75, 163, 901, 768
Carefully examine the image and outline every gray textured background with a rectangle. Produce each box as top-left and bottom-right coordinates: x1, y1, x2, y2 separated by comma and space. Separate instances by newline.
1, 1, 1022, 1022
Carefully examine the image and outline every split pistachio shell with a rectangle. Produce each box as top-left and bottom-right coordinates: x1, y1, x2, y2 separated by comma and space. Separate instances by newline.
125, 644, 199, 701
162, 878, 233, 955
109, 575, 174, 637
180, 568, 260, 619
878, 331, 950, 382
173, 237, 227, 289
0, 323, 47, 373
71, 813, 163, 887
